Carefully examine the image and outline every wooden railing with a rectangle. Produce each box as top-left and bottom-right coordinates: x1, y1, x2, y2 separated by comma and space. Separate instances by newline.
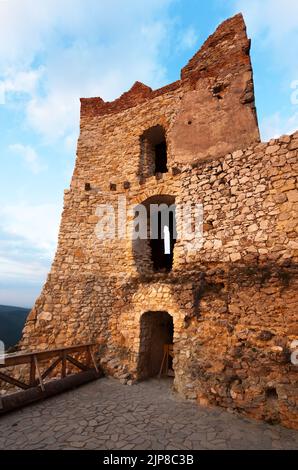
0, 344, 99, 390
0, 344, 102, 413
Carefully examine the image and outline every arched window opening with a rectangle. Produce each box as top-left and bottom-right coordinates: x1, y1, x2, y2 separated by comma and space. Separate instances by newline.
150, 202, 176, 272
132, 195, 176, 274
139, 125, 168, 178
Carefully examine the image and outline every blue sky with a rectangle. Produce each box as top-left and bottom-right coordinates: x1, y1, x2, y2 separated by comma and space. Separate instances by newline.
0, 0, 297, 307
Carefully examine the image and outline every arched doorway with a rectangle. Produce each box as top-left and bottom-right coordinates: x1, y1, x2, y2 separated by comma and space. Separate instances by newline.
138, 311, 174, 380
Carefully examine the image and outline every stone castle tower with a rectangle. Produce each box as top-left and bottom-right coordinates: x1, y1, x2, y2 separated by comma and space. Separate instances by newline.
21, 14, 298, 429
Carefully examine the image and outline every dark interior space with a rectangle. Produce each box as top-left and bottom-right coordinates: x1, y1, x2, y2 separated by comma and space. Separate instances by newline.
138, 311, 174, 380
266, 387, 278, 400
132, 195, 176, 274
139, 125, 168, 178
154, 141, 168, 173
150, 208, 176, 272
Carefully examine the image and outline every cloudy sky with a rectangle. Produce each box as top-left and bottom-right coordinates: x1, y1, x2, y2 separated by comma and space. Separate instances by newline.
0, 0, 297, 307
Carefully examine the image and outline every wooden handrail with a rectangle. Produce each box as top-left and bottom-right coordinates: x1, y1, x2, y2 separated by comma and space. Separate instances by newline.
0, 343, 103, 414
0, 343, 101, 391
0, 343, 95, 367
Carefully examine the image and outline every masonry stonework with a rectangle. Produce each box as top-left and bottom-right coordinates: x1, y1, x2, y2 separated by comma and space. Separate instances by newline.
20, 14, 298, 429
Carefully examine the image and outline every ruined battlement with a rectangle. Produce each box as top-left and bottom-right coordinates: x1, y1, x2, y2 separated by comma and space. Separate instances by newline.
80, 14, 254, 118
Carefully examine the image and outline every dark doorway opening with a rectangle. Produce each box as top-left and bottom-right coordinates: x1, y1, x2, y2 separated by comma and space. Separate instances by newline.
138, 311, 174, 380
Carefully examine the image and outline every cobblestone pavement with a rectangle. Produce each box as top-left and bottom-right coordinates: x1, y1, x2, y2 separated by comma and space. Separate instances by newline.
0, 377, 297, 450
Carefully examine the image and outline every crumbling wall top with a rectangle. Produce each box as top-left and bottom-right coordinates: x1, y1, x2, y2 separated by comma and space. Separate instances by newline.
80, 13, 252, 119
181, 13, 250, 80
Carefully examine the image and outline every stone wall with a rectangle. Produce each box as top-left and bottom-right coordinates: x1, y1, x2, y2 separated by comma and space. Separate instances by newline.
19, 13, 298, 429
20, 130, 298, 429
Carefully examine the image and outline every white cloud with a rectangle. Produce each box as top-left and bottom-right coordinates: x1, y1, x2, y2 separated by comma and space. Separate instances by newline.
0, 202, 61, 256
261, 111, 298, 141
0, 206, 58, 303
233, 0, 298, 35
24, 18, 170, 141
0, 68, 42, 105
178, 26, 198, 51
0, 284, 41, 308
0, 229, 52, 303
9, 143, 47, 174
0, 0, 175, 142
233, 0, 298, 74
0, 256, 48, 283
230, 0, 298, 140
0, 68, 42, 97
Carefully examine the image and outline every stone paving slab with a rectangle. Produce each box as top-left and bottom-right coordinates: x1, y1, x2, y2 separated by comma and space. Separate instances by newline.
0, 378, 297, 450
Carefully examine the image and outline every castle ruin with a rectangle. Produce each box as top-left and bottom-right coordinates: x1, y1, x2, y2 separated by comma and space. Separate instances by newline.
20, 14, 298, 429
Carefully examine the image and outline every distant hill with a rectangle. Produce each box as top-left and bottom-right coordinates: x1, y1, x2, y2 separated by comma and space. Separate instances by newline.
0, 305, 30, 350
